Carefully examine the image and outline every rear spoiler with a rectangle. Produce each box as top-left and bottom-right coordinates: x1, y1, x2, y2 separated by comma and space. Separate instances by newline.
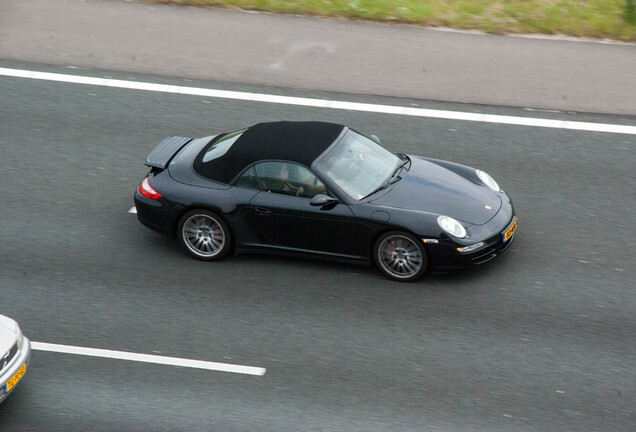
144, 136, 192, 169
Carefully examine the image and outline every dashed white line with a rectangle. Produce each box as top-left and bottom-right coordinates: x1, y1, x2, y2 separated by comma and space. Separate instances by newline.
1, 67, 635, 135
128, 206, 137, 214
32, 342, 266, 376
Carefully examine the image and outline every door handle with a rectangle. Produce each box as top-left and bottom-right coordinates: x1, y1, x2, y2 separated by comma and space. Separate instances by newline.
254, 207, 271, 215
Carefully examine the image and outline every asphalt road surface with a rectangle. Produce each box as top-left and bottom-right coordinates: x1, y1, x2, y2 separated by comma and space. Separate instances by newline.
2, 0, 636, 116
0, 62, 634, 431
1, 1, 636, 431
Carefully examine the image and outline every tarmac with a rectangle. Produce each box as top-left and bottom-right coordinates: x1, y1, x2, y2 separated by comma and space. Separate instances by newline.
1, 0, 635, 115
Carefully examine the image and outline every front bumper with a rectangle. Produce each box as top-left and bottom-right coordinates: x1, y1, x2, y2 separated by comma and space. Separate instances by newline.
1, 336, 31, 403
428, 214, 517, 272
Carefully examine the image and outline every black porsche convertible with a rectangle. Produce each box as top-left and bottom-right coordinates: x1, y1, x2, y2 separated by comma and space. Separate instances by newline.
134, 121, 517, 282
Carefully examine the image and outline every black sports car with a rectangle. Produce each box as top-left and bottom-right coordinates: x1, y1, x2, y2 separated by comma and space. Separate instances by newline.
134, 121, 517, 282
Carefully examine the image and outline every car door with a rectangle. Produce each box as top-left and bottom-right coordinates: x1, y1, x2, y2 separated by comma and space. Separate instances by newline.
247, 161, 360, 258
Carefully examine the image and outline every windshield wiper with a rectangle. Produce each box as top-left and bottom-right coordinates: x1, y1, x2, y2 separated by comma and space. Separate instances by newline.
398, 153, 411, 168
390, 154, 410, 182
360, 181, 391, 200
361, 155, 410, 200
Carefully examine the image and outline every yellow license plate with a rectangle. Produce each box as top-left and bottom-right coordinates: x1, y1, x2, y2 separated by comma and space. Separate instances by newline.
5, 363, 26, 393
503, 217, 518, 243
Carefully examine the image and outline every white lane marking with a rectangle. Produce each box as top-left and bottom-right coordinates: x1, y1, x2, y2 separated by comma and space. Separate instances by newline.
32, 342, 266, 376
1, 67, 635, 135
128, 206, 137, 214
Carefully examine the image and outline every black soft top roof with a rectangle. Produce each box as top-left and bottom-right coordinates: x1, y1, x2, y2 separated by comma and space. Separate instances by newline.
194, 121, 346, 184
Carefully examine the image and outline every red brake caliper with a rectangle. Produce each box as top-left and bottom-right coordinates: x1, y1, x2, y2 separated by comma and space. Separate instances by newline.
385, 240, 395, 261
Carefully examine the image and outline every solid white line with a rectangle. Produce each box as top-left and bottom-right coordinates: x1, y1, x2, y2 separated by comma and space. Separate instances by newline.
32, 342, 266, 376
128, 206, 137, 214
1, 67, 635, 135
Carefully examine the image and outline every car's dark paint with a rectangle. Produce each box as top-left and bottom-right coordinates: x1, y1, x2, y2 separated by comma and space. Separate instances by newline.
168, 135, 225, 188
246, 192, 360, 257
369, 156, 502, 225
134, 121, 516, 278
145, 136, 192, 169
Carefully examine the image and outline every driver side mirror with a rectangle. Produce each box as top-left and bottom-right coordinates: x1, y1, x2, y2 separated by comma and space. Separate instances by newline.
371, 134, 381, 144
310, 194, 339, 208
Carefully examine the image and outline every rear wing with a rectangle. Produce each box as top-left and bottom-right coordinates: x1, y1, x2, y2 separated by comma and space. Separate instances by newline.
144, 136, 192, 169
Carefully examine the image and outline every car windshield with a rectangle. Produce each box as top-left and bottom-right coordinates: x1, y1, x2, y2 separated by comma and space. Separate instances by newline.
315, 130, 400, 200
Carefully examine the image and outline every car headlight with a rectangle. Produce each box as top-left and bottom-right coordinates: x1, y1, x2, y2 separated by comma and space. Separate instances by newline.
15, 324, 24, 347
437, 215, 467, 239
476, 169, 500, 192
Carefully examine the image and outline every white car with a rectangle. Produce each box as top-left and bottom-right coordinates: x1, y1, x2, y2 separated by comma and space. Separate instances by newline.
0, 314, 31, 403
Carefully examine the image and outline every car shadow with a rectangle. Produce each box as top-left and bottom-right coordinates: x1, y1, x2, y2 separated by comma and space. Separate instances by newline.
136, 230, 517, 289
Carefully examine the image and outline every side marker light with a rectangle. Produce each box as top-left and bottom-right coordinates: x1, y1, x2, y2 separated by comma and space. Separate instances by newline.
457, 242, 485, 253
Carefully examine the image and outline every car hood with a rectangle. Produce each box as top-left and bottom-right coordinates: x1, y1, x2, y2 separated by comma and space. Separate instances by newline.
369, 156, 502, 225
0, 315, 18, 358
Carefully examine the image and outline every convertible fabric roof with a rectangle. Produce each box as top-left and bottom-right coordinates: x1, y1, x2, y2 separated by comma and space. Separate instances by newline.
195, 121, 345, 184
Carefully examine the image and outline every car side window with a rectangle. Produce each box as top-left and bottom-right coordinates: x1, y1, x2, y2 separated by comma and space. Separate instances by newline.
234, 166, 259, 190
254, 161, 326, 198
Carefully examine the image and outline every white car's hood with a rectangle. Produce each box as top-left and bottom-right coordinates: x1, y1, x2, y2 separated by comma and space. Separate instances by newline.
0, 315, 18, 357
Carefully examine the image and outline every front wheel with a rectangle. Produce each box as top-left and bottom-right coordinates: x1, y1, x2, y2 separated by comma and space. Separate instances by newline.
177, 210, 231, 261
374, 231, 428, 282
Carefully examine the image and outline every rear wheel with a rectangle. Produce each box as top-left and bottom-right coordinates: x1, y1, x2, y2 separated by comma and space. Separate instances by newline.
177, 210, 231, 261
374, 231, 427, 282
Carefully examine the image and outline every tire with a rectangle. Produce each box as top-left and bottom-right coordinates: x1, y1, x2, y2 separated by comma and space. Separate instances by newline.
373, 231, 428, 282
177, 209, 231, 261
